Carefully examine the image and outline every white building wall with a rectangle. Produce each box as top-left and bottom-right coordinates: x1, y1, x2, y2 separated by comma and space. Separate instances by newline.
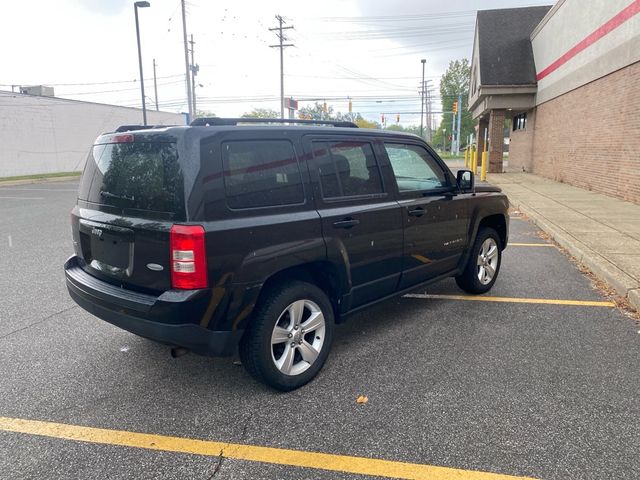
531, 0, 640, 105
0, 91, 185, 177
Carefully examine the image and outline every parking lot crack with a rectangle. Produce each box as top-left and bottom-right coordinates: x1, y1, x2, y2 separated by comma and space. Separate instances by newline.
241, 413, 251, 440
205, 450, 224, 479
0, 305, 78, 342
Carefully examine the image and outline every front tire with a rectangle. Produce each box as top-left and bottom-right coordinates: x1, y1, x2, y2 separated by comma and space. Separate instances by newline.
455, 227, 502, 294
239, 281, 335, 391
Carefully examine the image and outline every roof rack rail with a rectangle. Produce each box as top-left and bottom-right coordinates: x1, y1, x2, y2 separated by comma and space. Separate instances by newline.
189, 117, 358, 128
114, 125, 174, 133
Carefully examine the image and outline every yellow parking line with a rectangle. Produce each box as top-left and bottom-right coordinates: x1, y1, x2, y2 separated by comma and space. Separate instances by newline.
0, 416, 535, 480
405, 294, 615, 307
509, 243, 554, 247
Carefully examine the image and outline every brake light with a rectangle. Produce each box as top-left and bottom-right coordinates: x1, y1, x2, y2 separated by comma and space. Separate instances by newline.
112, 133, 134, 143
170, 225, 208, 289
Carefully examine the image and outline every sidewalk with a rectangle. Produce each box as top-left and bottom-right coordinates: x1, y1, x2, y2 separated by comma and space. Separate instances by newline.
487, 172, 640, 311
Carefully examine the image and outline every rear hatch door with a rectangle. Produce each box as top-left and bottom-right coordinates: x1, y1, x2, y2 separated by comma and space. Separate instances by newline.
73, 132, 186, 293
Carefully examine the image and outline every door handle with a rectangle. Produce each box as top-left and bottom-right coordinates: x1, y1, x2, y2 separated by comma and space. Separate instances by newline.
408, 207, 425, 217
332, 218, 360, 229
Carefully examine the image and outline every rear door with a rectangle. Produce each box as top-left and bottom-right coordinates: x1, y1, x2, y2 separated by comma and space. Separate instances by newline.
303, 136, 403, 308
382, 141, 469, 289
72, 133, 186, 293
191, 130, 324, 292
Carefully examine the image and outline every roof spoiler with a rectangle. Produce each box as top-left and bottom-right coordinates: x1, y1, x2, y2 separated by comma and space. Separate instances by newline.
189, 117, 358, 128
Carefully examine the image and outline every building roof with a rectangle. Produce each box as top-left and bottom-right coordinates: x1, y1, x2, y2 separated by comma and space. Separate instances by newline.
477, 5, 552, 86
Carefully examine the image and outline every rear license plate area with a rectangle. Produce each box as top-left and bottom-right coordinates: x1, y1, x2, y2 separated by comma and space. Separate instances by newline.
78, 219, 135, 275
90, 234, 130, 269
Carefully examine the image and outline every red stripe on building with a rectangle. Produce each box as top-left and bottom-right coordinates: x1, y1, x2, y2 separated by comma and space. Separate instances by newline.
536, 0, 640, 81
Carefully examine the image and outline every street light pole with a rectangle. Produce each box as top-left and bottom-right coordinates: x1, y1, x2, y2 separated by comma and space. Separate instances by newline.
134, 1, 150, 125
153, 58, 159, 111
420, 59, 426, 139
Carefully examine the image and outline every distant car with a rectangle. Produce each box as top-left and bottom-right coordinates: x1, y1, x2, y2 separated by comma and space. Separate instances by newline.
65, 117, 509, 390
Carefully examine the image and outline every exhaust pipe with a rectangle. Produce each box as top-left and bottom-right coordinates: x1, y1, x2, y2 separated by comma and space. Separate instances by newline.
170, 347, 190, 358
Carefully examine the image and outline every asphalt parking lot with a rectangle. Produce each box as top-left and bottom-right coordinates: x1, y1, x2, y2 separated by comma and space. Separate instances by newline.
1, 180, 639, 480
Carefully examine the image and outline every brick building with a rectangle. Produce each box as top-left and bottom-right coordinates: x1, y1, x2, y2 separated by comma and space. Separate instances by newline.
469, 0, 640, 204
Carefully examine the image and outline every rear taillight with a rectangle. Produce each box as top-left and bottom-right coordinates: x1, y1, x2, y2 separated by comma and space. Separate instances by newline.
170, 225, 208, 289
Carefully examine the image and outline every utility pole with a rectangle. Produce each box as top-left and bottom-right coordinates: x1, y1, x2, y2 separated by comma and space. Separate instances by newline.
456, 93, 462, 153
426, 85, 433, 142
152, 58, 159, 111
270, 15, 294, 119
420, 59, 426, 138
181, 0, 193, 120
189, 35, 199, 117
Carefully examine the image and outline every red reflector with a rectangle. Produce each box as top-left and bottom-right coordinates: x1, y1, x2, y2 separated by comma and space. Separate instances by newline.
170, 225, 208, 290
112, 133, 134, 143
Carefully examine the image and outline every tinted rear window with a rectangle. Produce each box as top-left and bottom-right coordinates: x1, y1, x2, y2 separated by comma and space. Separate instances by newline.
222, 140, 304, 209
78, 141, 185, 219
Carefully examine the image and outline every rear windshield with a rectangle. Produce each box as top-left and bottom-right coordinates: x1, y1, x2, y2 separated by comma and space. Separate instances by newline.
78, 141, 185, 219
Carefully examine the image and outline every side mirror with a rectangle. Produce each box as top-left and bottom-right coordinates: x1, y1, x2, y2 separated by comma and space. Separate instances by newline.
457, 169, 475, 193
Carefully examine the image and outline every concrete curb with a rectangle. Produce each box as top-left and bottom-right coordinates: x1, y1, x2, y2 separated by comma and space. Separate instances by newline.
0, 175, 80, 187
511, 202, 640, 312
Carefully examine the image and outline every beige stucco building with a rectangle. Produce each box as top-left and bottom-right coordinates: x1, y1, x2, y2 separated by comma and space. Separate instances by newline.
0, 90, 185, 178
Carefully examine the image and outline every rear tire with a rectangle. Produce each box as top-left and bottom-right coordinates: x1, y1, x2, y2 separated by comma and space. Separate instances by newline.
239, 281, 335, 391
455, 227, 502, 294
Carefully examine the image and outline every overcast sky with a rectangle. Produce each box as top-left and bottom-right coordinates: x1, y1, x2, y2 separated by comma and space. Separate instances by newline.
0, 0, 553, 125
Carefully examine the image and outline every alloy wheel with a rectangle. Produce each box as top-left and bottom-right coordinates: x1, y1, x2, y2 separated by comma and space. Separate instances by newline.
477, 237, 499, 285
270, 299, 326, 376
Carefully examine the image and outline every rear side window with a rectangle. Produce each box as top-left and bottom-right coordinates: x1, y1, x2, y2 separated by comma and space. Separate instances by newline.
222, 140, 304, 209
78, 141, 185, 218
311, 141, 384, 198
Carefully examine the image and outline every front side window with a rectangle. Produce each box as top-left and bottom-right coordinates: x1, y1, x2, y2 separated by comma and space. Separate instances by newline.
222, 140, 304, 209
384, 143, 448, 192
311, 140, 384, 198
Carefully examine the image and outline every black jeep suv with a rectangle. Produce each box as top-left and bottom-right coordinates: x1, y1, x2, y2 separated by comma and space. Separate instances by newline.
65, 118, 508, 390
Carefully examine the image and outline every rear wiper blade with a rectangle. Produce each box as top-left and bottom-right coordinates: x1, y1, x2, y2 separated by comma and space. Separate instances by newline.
100, 190, 135, 202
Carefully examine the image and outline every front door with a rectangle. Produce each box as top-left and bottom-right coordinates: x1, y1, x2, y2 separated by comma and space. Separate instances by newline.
382, 142, 469, 289
304, 136, 404, 309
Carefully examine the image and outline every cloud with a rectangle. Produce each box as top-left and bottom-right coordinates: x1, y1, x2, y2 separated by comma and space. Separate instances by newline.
74, 0, 130, 16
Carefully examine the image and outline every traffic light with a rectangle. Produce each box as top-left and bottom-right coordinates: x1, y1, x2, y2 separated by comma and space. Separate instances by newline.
381, 114, 385, 124
396, 114, 400, 123
452, 101, 458, 114
348, 99, 353, 113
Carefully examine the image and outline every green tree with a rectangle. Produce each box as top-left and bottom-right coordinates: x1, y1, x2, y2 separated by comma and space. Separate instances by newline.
242, 108, 279, 118
354, 117, 378, 129
435, 59, 473, 150
296, 102, 381, 128
195, 109, 216, 118
298, 102, 334, 120
385, 124, 421, 136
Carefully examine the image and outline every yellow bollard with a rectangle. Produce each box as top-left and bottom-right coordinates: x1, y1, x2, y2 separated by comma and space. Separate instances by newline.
481, 150, 488, 181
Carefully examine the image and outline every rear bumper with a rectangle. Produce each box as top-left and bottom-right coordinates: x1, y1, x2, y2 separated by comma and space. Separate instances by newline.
64, 256, 242, 356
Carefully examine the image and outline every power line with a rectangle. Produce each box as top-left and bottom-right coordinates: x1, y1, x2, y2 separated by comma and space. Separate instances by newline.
0, 74, 184, 88
57, 80, 184, 96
